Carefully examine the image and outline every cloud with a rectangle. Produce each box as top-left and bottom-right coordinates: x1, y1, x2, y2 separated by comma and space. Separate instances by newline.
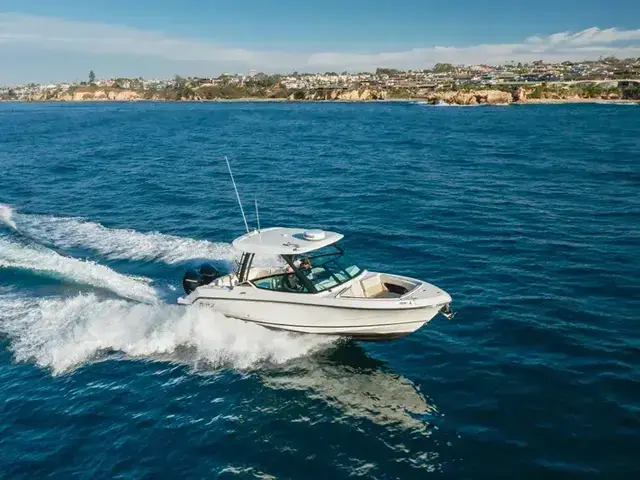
0, 13, 291, 66
0, 12, 639, 79
525, 27, 640, 46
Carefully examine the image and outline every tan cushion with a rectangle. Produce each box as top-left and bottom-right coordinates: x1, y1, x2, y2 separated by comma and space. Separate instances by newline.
361, 276, 386, 298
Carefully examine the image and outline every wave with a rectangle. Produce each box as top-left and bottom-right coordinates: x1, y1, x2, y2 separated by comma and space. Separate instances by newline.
0, 238, 158, 303
0, 204, 17, 231
600, 101, 639, 106
415, 100, 449, 107
0, 293, 335, 375
0, 205, 235, 264
416, 101, 511, 107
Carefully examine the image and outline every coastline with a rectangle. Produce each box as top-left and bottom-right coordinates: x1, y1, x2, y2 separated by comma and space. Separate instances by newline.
515, 98, 639, 104
3, 83, 639, 105
1, 97, 638, 105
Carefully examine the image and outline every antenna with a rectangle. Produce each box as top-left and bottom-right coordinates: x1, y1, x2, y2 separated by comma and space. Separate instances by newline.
255, 199, 261, 232
224, 156, 249, 233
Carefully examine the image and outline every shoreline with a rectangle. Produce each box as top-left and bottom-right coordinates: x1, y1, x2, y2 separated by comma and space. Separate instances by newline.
1, 97, 638, 105
514, 98, 639, 105
401, 97, 639, 105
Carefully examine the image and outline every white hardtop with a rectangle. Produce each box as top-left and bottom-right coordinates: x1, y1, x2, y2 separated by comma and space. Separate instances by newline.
232, 227, 344, 255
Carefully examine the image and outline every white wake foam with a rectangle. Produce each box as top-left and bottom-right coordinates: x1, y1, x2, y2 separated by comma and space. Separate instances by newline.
1, 206, 235, 264
0, 204, 17, 230
0, 293, 335, 374
0, 238, 158, 303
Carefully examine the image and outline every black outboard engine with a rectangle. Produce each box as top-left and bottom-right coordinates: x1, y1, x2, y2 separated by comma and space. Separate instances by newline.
182, 263, 221, 294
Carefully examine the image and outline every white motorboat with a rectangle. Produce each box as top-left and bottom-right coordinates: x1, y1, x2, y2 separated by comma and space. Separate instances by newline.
178, 226, 454, 340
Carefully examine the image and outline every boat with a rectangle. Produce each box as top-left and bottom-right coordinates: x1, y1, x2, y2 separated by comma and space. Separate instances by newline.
178, 227, 454, 340
177, 158, 454, 340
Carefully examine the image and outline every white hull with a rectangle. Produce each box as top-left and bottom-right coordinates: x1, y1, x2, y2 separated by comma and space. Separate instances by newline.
179, 270, 452, 341
194, 297, 442, 339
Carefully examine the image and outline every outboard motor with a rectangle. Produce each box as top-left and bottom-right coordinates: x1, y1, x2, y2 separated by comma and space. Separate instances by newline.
182, 263, 220, 294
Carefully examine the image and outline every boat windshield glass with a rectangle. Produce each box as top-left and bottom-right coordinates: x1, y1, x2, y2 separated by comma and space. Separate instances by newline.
252, 271, 311, 293
294, 244, 362, 292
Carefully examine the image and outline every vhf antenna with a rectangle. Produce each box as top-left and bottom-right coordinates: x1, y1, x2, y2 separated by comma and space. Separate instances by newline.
255, 199, 261, 232
224, 156, 249, 233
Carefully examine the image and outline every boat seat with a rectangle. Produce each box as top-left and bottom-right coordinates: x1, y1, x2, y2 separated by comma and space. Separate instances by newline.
342, 278, 365, 297
361, 275, 388, 298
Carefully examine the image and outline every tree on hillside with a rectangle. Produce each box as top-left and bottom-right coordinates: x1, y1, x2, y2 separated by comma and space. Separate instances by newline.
246, 73, 282, 88
174, 75, 187, 88
376, 68, 401, 76
433, 63, 455, 73
88, 70, 96, 84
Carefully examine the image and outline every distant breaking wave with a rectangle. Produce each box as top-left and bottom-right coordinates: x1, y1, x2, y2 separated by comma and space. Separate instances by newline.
414, 101, 510, 107
0, 293, 335, 375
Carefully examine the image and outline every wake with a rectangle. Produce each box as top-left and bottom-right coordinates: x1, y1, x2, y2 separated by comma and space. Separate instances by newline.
0, 293, 335, 375
0, 237, 158, 303
0, 206, 325, 375
0, 204, 235, 264
0, 204, 17, 231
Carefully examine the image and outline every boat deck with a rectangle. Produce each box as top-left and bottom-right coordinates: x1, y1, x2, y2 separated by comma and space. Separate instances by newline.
372, 290, 403, 299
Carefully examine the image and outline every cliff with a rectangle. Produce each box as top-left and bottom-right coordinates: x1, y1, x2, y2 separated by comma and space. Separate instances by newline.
422, 89, 513, 105
513, 85, 639, 102
18, 85, 639, 103
23, 86, 388, 102
27, 88, 145, 102
288, 88, 387, 101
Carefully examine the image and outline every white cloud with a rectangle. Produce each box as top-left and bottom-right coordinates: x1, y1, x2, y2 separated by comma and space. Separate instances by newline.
0, 12, 639, 78
525, 27, 640, 47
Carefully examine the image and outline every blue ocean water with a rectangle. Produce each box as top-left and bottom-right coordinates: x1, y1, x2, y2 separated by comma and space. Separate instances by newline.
0, 101, 638, 478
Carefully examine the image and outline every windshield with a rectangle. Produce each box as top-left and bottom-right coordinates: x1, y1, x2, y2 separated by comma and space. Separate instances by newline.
294, 245, 362, 292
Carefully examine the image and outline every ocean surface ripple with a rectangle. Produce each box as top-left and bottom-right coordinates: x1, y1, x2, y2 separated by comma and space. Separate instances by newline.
0, 102, 639, 479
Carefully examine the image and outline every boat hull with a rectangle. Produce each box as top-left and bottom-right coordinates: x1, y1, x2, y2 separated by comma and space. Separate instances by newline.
191, 297, 442, 340
178, 271, 452, 341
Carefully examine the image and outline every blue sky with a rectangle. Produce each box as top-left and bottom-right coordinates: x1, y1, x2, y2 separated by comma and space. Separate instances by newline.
0, 0, 639, 84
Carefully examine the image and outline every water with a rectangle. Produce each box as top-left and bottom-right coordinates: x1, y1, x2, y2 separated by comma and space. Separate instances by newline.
0, 101, 638, 478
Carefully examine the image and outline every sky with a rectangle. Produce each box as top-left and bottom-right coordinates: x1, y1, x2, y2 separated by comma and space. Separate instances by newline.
0, 0, 639, 84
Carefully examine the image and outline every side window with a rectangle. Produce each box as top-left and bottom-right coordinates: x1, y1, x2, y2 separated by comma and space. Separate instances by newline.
281, 272, 310, 293
253, 276, 279, 291
253, 273, 309, 293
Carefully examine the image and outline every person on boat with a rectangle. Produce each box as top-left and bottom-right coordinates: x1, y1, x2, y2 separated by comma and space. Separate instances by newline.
283, 258, 313, 291
299, 258, 311, 270
298, 257, 314, 277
